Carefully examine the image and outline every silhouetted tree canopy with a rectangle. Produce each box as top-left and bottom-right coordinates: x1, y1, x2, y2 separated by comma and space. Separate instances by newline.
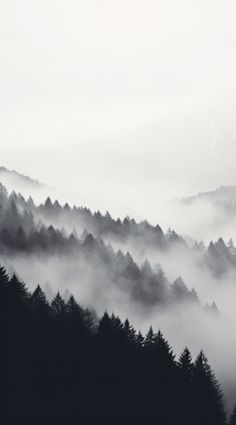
0, 263, 228, 424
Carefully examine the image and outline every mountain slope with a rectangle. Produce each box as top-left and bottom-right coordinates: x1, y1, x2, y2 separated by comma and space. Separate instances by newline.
182, 186, 236, 205
0, 166, 42, 188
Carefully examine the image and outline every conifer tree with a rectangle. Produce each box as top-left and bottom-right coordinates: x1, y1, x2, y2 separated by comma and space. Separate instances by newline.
144, 326, 155, 350
178, 347, 193, 378
178, 347, 194, 425
153, 330, 175, 366
51, 292, 66, 318
30, 285, 49, 319
192, 351, 226, 425
124, 319, 136, 345
9, 273, 30, 305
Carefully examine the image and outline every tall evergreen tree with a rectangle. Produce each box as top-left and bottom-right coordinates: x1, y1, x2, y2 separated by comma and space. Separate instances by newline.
9, 273, 30, 306
30, 285, 50, 319
178, 347, 194, 425
192, 351, 226, 425
178, 347, 193, 378
144, 326, 155, 350
51, 292, 66, 318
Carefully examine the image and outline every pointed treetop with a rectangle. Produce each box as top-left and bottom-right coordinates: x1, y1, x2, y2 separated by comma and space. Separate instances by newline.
31, 284, 47, 304
178, 347, 193, 376
44, 197, 52, 208
51, 292, 66, 316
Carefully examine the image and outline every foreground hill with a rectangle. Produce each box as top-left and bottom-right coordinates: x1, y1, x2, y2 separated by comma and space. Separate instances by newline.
1, 266, 228, 425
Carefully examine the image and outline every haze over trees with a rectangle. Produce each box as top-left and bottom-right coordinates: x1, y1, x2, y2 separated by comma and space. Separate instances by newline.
0, 183, 222, 312
1, 176, 236, 423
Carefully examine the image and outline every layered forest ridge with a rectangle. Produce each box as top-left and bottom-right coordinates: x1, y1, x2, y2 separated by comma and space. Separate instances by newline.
2, 169, 236, 424
0, 182, 223, 311
182, 186, 236, 215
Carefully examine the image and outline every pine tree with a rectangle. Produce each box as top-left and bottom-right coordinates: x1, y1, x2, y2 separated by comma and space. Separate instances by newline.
9, 273, 30, 305
124, 319, 136, 345
192, 351, 226, 425
178, 347, 193, 378
153, 330, 175, 366
66, 295, 82, 316
178, 347, 194, 425
66, 295, 89, 335
144, 326, 155, 350
51, 292, 66, 317
30, 285, 49, 319
44, 197, 52, 209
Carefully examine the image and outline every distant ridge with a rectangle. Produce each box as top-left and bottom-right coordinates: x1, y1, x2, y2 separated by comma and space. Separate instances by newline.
0, 166, 42, 187
182, 185, 236, 205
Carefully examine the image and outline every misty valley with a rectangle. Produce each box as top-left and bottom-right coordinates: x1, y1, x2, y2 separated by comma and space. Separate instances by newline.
3, 0, 236, 422
2, 167, 236, 424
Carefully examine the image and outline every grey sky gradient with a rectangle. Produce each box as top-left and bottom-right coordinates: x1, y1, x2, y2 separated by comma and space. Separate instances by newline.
1, 0, 236, 225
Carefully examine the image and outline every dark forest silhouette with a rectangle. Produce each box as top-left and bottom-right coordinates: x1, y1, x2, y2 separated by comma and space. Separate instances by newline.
1, 264, 233, 424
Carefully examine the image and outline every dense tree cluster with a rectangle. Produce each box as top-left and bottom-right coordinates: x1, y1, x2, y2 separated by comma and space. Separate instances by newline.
0, 183, 185, 251
0, 166, 41, 187
203, 238, 236, 277
0, 184, 202, 308
2, 183, 236, 280
1, 265, 230, 424
182, 186, 236, 206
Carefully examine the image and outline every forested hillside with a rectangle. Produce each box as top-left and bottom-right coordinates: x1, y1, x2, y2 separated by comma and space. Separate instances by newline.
1, 265, 230, 424
0, 183, 219, 311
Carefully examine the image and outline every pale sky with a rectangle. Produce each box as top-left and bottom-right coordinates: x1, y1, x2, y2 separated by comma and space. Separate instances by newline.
1, 0, 236, 222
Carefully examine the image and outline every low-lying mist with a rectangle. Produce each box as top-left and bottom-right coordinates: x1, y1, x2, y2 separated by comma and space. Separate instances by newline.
2, 174, 236, 411
2, 246, 236, 412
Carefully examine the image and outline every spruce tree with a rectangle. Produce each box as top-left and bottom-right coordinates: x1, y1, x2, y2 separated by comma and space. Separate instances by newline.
153, 330, 175, 366
144, 326, 155, 350
30, 285, 49, 319
192, 351, 226, 425
51, 292, 66, 318
9, 273, 30, 306
124, 319, 136, 345
178, 347, 194, 425
178, 347, 193, 378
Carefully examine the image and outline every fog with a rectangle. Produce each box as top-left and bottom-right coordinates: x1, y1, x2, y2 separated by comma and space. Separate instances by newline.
1, 0, 236, 226
3, 243, 236, 411
2, 167, 236, 412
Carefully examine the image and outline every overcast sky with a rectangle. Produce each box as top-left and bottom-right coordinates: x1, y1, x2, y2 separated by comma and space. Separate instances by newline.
1, 0, 236, 222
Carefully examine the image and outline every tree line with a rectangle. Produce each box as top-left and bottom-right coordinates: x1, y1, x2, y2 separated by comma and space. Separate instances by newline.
1, 183, 236, 280
1, 264, 235, 424
0, 183, 203, 309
